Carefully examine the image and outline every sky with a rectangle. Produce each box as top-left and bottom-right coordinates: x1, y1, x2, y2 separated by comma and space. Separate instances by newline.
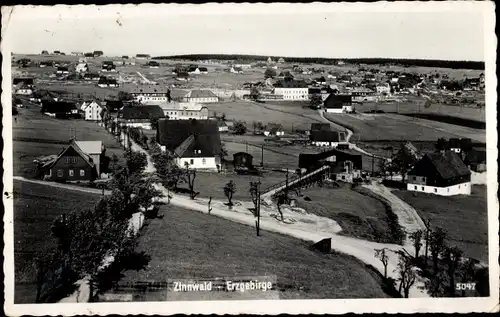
3, 3, 489, 61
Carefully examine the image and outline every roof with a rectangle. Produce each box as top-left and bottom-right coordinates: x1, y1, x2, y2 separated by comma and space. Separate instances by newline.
324, 94, 352, 108
119, 105, 165, 120
130, 85, 170, 94
187, 90, 218, 99
157, 119, 222, 158
49, 140, 95, 169
170, 89, 190, 99
13, 77, 34, 85
104, 100, 124, 111
75, 141, 103, 155
233, 152, 253, 158
41, 101, 77, 113
274, 80, 308, 88
465, 148, 487, 165
157, 102, 206, 112
310, 130, 340, 142
310, 123, 331, 131
410, 151, 471, 180
265, 123, 284, 131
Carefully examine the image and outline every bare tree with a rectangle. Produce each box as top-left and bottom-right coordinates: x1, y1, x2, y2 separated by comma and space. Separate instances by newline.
395, 250, 418, 298
274, 191, 288, 221
442, 246, 463, 297
223, 180, 236, 208
374, 248, 389, 279
429, 227, 447, 275
423, 219, 431, 266
409, 229, 424, 259
183, 162, 198, 200
249, 181, 261, 214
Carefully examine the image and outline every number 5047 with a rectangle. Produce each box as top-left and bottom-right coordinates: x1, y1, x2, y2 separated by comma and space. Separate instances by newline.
456, 283, 476, 291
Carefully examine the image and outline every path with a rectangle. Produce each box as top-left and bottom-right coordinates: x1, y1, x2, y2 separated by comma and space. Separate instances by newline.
13, 176, 111, 195
136, 71, 152, 84
363, 182, 426, 237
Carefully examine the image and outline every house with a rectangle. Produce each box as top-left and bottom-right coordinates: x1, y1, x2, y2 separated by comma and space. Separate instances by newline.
117, 104, 165, 129
299, 148, 362, 179
97, 77, 119, 88
376, 83, 391, 94
278, 57, 285, 64
176, 72, 190, 81
230, 67, 244, 74
13, 77, 35, 88
75, 63, 89, 73
56, 66, 69, 75
156, 119, 223, 171
448, 138, 462, 154
217, 120, 229, 132
44, 140, 102, 182
130, 85, 171, 103
93, 51, 104, 57
264, 123, 285, 136
324, 94, 354, 113
352, 87, 378, 102
233, 152, 253, 170
464, 148, 486, 172
156, 102, 209, 120
41, 101, 79, 118
310, 123, 331, 133
198, 67, 209, 74
14, 83, 33, 96
309, 130, 347, 148
136, 54, 151, 59
234, 63, 252, 69
148, 61, 160, 68
182, 90, 219, 103
188, 66, 200, 74
84, 73, 101, 81
273, 80, 309, 100
406, 151, 471, 196
101, 61, 116, 72
82, 101, 105, 121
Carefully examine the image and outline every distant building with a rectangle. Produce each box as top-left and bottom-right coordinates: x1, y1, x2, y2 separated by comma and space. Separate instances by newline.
264, 123, 285, 136
148, 61, 160, 68
230, 66, 244, 74
278, 57, 285, 64
41, 101, 79, 118
273, 80, 309, 100
156, 119, 223, 171
182, 90, 219, 103
407, 151, 471, 196
464, 148, 486, 173
75, 63, 89, 73
156, 102, 209, 120
130, 85, 171, 103
117, 104, 165, 130
309, 130, 347, 148
324, 94, 354, 113
101, 61, 116, 72
233, 152, 253, 170
97, 77, 119, 88
352, 87, 378, 102
216, 120, 229, 132
81, 101, 105, 121
93, 50, 104, 57
136, 54, 151, 59
84, 73, 101, 81
56, 66, 69, 75
299, 148, 362, 182
376, 83, 391, 94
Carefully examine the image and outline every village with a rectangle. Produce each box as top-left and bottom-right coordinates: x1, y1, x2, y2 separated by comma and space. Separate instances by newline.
12, 51, 489, 303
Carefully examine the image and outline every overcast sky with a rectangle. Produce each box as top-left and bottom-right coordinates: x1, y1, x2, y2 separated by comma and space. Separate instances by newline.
3, 3, 488, 61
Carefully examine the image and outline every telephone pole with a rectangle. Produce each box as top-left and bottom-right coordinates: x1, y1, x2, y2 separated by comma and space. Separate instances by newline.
261, 144, 264, 167
256, 180, 261, 237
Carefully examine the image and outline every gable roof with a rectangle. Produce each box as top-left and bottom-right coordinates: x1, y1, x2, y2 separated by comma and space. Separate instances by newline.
157, 119, 222, 157
410, 151, 471, 180
130, 85, 170, 94
265, 123, 284, 132
81, 101, 104, 111
41, 101, 77, 113
310, 130, 340, 142
104, 100, 124, 112
119, 105, 165, 120
75, 141, 103, 155
310, 123, 331, 131
49, 140, 95, 169
324, 94, 352, 108
187, 90, 218, 99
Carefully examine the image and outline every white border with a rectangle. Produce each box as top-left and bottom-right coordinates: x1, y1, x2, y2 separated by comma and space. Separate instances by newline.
2, 2, 499, 315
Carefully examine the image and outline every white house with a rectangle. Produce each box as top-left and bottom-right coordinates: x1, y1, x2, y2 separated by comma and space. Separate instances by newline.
156, 102, 209, 120
75, 63, 88, 73
273, 81, 309, 100
182, 90, 219, 103
14, 85, 33, 96
130, 85, 171, 104
157, 119, 223, 171
82, 101, 105, 121
376, 83, 391, 94
230, 67, 244, 74
309, 130, 347, 148
406, 151, 471, 196
234, 63, 252, 69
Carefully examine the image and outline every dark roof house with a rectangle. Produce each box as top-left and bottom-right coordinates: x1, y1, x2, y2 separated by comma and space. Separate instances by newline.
310, 130, 342, 143
324, 94, 352, 109
119, 105, 164, 120
157, 119, 222, 158
41, 101, 79, 118
408, 151, 471, 187
310, 123, 331, 132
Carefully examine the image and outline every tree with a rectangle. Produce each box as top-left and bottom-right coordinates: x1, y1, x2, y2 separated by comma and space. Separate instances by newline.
429, 227, 447, 275
423, 219, 431, 266
264, 68, 277, 79
149, 116, 159, 131
221, 113, 227, 121
435, 137, 449, 151
110, 121, 117, 135
124, 151, 147, 175
249, 181, 261, 215
310, 94, 323, 109
458, 258, 479, 297
395, 250, 417, 298
274, 191, 288, 221
232, 121, 247, 135
252, 121, 258, 134
223, 180, 236, 208
184, 162, 198, 200
374, 248, 390, 279
391, 145, 418, 183
442, 246, 463, 297
33, 247, 58, 303
250, 87, 260, 101
141, 134, 149, 149
117, 91, 133, 101
409, 230, 424, 259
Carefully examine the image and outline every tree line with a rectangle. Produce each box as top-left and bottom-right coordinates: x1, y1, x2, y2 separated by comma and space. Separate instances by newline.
152, 54, 484, 70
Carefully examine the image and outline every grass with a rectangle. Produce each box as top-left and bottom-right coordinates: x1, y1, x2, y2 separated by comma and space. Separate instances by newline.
294, 185, 399, 244
13, 180, 101, 303
393, 185, 488, 263
102, 203, 389, 300
13, 104, 125, 177
325, 113, 485, 142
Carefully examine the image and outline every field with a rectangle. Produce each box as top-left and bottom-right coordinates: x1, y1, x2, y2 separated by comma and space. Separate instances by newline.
13, 180, 101, 303
393, 185, 488, 263
12, 102, 125, 177
100, 203, 389, 300
294, 186, 397, 244
325, 113, 486, 143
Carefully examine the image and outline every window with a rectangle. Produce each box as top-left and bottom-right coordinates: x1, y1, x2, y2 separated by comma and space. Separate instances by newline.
69, 170, 74, 176
202, 158, 206, 165
80, 169, 85, 176
434, 188, 437, 193
190, 159, 194, 165
57, 169, 63, 177
412, 176, 417, 181
447, 188, 450, 192
458, 185, 460, 189
421, 187, 424, 191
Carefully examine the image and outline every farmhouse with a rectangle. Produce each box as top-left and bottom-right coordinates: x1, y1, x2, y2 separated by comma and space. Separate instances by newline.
156, 119, 223, 171
273, 80, 309, 100
406, 151, 471, 196
102, 61, 116, 72
44, 140, 104, 182
81, 101, 105, 121
352, 87, 378, 102
156, 102, 209, 120
309, 130, 347, 148
13, 77, 35, 88
324, 94, 354, 113
117, 104, 165, 129
97, 77, 119, 88
14, 82, 33, 96
264, 123, 285, 136
41, 101, 79, 118
182, 90, 219, 103
148, 61, 160, 68
130, 85, 171, 103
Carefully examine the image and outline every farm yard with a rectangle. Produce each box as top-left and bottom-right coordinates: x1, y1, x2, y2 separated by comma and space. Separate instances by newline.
393, 185, 488, 264
324, 113, 486, 143
294, 186, 400, 244
12, 103, 125, 177
13, 180, 102, 303
100, 203, 389, 301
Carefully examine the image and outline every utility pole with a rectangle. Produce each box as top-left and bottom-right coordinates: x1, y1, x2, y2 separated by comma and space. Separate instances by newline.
246, 141, 248, 153
256, 180, 261, 237
285, 168, 289, 200
261, 144, 264, 167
